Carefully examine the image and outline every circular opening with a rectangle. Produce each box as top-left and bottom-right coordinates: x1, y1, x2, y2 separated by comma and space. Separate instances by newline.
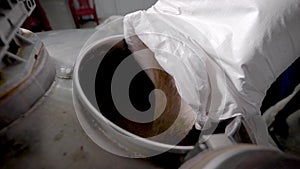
74, 35, 197, 157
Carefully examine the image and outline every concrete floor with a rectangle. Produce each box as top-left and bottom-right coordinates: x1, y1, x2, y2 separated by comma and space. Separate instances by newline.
40, 0, 76, 30
40, 0, 100, 30
39, 0, 157, 30
40, 0, 112, 30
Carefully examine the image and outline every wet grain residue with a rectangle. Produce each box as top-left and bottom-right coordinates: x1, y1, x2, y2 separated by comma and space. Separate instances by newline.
53, 130, 64, 141
71, 146, 88, 162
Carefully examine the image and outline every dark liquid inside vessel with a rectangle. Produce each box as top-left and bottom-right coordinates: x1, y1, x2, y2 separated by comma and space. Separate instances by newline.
95, 39, 200, 145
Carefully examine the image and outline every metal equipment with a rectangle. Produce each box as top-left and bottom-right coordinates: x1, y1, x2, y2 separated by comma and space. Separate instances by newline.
0, 0, 55, 128
0, 1, 299, 168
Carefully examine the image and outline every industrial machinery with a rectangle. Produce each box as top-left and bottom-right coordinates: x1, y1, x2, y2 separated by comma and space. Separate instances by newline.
0, 0, 55, 128
0, 0, 299, 169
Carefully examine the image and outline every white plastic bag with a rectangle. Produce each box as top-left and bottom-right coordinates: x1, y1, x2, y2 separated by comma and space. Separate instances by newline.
124, 0, 300, 146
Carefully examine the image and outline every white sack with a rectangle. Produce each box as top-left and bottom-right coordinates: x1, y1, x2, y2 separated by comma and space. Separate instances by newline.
124, 0, 300, 146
